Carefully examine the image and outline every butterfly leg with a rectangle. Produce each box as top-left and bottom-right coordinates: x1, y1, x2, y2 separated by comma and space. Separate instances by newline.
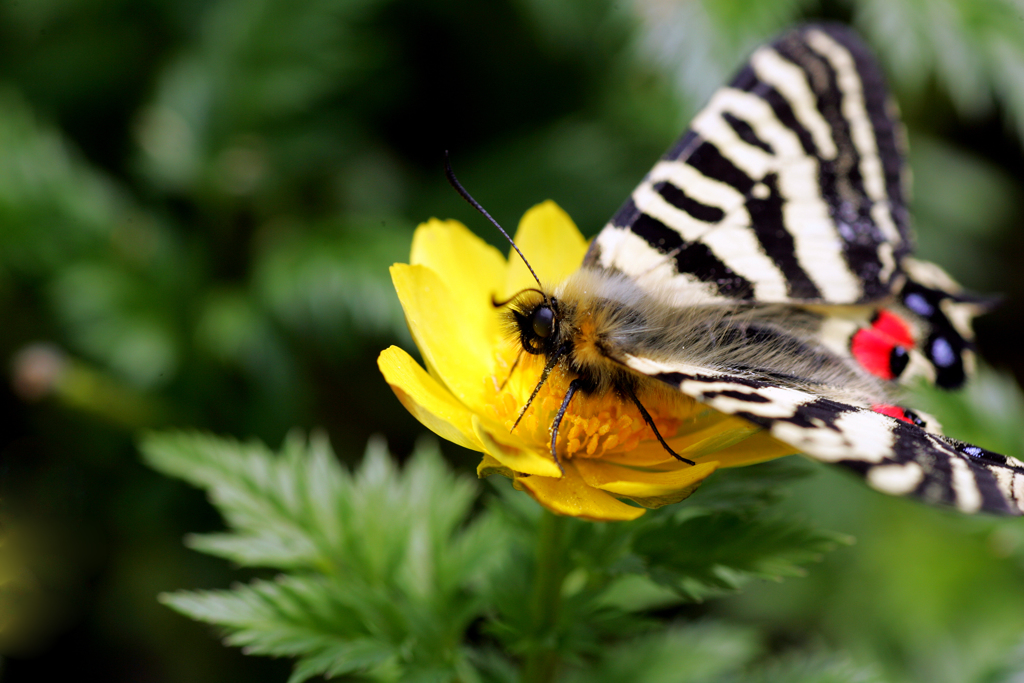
549, 377, 592, 474
624, 386, 696, 466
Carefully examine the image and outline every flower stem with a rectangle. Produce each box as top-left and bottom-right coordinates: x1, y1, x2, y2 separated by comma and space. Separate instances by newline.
521, 509, 568, 683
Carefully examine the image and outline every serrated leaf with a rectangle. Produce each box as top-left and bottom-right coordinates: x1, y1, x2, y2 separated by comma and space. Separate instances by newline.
483, 463, 844, 663
162, 578, 399, 680
289, 640, 399, 683
146, 431, 514, 681
141, 430, 337, 569
686, 458, 814, 512
633, 510, 849, 601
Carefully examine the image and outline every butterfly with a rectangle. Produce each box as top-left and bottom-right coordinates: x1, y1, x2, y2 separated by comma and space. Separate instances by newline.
453, 23, 1024, 515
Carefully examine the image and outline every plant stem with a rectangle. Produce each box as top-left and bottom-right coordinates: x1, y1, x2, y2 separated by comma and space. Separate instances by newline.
521, 509, 568, 683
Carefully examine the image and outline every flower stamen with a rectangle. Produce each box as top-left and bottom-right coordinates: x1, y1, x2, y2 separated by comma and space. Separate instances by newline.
485, 346, 693, 464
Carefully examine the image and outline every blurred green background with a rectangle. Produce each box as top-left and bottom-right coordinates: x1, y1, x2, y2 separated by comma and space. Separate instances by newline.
2, 0, 1024, 680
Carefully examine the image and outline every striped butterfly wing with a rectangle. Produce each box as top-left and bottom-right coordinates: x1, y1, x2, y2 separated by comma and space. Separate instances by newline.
621, 357, 1024, 515
585, 24, 909, 305
585, 24, 1022, 514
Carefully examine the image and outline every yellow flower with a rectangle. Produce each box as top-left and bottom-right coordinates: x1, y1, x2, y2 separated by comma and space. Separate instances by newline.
378, 202, 797, 521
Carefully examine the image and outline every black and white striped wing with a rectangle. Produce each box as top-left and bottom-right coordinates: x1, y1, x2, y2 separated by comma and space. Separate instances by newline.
585, 24, 909, 305
625, 357, 1024, 515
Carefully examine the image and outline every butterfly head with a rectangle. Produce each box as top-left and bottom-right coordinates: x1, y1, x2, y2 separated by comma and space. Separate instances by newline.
509, 291, 565, 356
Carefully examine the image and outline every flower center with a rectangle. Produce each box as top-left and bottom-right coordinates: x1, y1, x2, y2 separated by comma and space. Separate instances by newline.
483, 344, 700, 461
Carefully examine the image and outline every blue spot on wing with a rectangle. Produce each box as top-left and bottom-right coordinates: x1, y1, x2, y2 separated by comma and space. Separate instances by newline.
930, 337, 956, 368
904, 292, 933, 316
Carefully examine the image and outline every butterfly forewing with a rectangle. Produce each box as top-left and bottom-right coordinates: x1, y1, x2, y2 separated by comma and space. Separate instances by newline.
586, 24, 910, 306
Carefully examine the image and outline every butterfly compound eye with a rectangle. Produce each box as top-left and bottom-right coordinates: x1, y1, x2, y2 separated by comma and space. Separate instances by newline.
532, 306, 555, 339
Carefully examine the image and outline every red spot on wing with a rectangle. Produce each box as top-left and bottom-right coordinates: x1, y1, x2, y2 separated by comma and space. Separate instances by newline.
872, 310, 914, 347
852, 329, 896, 379
872, 404, 915, 424
851, 310, 915, 380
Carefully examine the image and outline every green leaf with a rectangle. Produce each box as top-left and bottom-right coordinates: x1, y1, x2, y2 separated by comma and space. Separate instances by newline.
562, 621, 762, 683
141, 430, 337, 569
686, 458, 815, 512
143, 432, 514, 681
161, 576, 398, 681
634, 507, 849, 601
585, 462, 845, 607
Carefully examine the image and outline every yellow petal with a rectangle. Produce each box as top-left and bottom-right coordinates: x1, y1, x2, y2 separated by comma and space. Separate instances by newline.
574, 459, 719, 498
411, 218, 508, 323
506, 201, 588, 294
390, 264, 495, 410
477, 452, 514, 479
672, 417, 763, 458
516, 463, 645, 521
472, 416, 564, 478
708, 430, 800, 467
378, 346, 483, 451
621, 484, 705, 510
599, 413, 761, 467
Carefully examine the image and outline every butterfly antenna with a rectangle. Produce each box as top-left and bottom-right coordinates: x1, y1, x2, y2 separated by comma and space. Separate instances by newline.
444, 151, 545, 292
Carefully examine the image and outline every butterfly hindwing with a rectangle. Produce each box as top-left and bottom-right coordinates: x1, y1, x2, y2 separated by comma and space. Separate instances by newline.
585, 24, 909, 306
628, 360, 1024, 515
896, 257, 990, 389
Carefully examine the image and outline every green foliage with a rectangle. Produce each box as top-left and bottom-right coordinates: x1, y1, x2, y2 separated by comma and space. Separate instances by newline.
562, 621, 763, 683
633, 508, 846, 601
856, 0, 1024, 133
0, 88, 121, 275
143, 433, 510, 682
738, 653, 887, 683
140, 433, 854, 681
251, 218, 412, 350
